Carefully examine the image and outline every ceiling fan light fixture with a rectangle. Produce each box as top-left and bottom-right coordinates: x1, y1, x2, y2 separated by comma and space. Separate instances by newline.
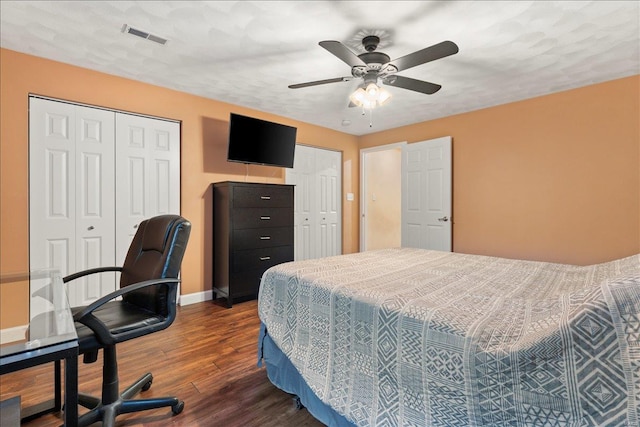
365, 83, 379, 97
349, 87, 367, 107
349, 83, 392, 109
378, 87, 392, 105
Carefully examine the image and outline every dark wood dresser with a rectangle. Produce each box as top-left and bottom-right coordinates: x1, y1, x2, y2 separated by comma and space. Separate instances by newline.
212, 181, 294, 307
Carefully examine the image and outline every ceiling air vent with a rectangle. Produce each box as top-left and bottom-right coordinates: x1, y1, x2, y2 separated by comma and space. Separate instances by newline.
121, 24, 168, 45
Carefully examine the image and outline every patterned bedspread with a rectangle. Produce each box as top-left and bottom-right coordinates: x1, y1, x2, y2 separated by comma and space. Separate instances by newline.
258, 248, 640, 427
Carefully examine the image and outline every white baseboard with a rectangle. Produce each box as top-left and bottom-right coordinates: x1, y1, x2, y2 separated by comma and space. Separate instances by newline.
0, 324, 28, 344
179, 289, 213, 306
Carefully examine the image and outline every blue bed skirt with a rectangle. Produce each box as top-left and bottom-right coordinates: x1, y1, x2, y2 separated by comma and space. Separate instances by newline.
258, 323, 356, 427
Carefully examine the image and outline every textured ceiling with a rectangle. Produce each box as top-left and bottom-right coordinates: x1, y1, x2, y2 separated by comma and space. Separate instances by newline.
1, 1, 638, 136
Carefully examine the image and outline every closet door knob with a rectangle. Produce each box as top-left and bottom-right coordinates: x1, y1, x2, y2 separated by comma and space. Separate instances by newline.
87, 226, 94, 231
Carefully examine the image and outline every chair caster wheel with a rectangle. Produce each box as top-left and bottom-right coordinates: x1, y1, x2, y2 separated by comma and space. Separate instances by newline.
172, 400, 184, 415
293, 396, 305, 410
142, 378, 153, 392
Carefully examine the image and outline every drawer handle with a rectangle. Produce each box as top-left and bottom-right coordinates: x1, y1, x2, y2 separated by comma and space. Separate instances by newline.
260, 236, 271, 240
260, 216, 271, 220
260, 196, 271, 200
259, 256, 271, 261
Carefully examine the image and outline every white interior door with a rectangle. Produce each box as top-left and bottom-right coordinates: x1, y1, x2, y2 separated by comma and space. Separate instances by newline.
29, 97, 116, 307
286, 145, 342, 260
115, 113, 181, 265
401, 136, 452, 251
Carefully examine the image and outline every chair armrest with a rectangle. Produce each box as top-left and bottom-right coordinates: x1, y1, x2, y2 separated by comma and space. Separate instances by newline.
63, 266, 122, 283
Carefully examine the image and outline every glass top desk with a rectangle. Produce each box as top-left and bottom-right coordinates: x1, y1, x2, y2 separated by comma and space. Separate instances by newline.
0, 270, 78, 426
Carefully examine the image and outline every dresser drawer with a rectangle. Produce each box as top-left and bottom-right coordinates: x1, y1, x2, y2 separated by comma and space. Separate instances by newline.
232, 245, 293, 273
233, 227, 293, 250
232, 207, 293, 229
233, 185, 292, 208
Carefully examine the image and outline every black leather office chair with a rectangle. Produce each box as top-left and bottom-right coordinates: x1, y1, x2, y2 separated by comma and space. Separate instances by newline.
63, 215, 191, 427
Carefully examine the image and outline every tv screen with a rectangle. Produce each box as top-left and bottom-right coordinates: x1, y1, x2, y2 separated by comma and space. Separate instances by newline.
227, 113, 297, 168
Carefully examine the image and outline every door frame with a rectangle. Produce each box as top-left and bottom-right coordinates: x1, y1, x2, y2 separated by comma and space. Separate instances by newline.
359, 141, 406, 252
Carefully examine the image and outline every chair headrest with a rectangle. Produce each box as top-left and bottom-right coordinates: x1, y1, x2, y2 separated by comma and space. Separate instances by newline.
141, 215, 182, 252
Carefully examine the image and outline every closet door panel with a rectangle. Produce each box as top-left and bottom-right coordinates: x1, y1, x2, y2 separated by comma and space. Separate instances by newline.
115, 113, 180, 265
75, 105, 116, 305
286, 145, 315, 260
148, 122, 180, 215
116, 116, 148, 263
30, 98, 77, 277
316, 148, 341, 259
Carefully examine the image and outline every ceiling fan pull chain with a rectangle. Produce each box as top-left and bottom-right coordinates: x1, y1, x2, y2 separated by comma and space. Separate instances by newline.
369, 107, 373, 128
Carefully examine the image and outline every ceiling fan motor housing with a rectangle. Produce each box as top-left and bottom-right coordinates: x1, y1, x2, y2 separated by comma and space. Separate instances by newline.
353, 50, 392, 79
362, 35, 380, 52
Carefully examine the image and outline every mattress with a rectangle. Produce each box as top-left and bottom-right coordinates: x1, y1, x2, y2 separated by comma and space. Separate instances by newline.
258, 248, 640, 426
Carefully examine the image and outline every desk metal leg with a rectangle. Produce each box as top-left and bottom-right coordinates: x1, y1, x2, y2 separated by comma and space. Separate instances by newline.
63, 353, 78, 427
54, 360, 62, 411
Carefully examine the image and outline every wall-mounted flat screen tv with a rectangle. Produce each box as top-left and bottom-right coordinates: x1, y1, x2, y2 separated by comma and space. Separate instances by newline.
227, 113, 297, 168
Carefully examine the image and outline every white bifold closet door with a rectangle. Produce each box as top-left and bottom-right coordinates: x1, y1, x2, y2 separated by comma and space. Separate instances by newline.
286, 145, 342, 261
29, 97, 180, 307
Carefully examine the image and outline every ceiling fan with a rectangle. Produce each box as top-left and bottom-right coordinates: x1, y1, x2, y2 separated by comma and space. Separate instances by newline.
289, 35, 459, 107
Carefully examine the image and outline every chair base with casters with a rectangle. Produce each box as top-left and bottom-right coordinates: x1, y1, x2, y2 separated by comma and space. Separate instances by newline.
75, 345, 183, 427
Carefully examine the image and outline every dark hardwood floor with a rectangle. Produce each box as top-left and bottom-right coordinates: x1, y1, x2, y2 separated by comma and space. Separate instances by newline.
0, 299, 325, 426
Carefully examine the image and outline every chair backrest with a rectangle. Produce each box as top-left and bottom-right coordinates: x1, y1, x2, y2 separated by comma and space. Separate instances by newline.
120, 215, 191, 315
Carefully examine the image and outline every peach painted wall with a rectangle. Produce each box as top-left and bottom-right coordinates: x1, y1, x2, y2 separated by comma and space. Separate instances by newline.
360, 75, 640, 265
0, 48, 359, 327
1, 48, 638, 327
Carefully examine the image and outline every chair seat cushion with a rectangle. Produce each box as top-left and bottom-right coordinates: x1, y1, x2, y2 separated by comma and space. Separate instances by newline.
73, 301, 164, 354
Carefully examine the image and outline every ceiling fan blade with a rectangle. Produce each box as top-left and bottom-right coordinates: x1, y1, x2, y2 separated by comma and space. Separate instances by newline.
383, 75, 442, 95
386, 40, 458, 72
319, 41, 366, 68
289, 77, 352, 89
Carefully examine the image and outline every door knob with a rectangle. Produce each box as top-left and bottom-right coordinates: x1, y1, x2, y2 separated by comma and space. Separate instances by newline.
87, 226, 95, 230
438, 216, 449, 222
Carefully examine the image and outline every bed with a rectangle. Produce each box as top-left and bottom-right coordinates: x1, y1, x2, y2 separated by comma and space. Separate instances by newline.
257, 248, 640, 427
